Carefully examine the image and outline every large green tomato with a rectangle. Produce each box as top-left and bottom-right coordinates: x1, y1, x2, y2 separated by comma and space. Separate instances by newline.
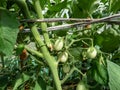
76, 81, 89, 90
58, 51, 68, 63
86, 47, 97, 59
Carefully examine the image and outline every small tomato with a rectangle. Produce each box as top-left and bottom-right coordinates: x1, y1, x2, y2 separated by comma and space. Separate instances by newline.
16, 44, 25, 55
63, 64, 70, 73
54, 37, 64, 51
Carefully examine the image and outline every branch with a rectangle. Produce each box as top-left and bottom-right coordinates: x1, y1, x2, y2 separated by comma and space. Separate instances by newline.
20, 13, 120, 23
20, 18, 91, 23
19, 14, 120, 32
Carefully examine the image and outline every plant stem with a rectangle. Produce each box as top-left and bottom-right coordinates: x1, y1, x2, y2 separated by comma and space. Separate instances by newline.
1, 54, 4, 68
15, 0, 62, 90
66, 38, 93, 49
33, 0, 51, 47
31, 25, 62, 90
61, 67, 75, 84
74, 67, 84, 76
25, 46, 43, 58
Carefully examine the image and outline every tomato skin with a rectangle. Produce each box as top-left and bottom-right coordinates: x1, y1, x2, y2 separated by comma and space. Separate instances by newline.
86, 47, 97, 59
76, 81, 89, 90
54, 37, 64, 51
58, 52, 68, 63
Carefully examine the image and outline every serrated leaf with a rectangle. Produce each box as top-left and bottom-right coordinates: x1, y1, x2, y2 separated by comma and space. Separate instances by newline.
107, 60, 120, 90
13, 73, 30, 90
0, 8, 19, 55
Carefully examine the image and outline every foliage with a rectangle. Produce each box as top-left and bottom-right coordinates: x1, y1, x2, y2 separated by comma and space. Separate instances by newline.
0, 7, 19, 55
0, 0, 120, 90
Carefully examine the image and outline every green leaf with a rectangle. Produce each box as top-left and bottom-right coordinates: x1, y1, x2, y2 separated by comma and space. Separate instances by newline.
37, 75, 46, 90
13, 73, 30, 90
95, 60, 108, 84
0, 0, 6, 7
71, 1, 84, 18
94, 28, 120, 53
88, 59, 108, 84
109, 0, 120, 12
33, 81, 42, 90
0, 74, 9, 89
0, 8, 19, 55
39, 0, 47, 9
107, 60, 120, 90
49, 1, 67, 12
77, 0, 96, 11
69, 47, 82, 61
71, 0, 96, 18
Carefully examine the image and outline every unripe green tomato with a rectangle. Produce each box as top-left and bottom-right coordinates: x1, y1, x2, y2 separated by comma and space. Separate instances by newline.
63, 64, 70, 73
16, 44, 24, 55
86, 47, 97, 59
54, 37, 64, 51
76, 81, 89, 90
58, 52, 68, 63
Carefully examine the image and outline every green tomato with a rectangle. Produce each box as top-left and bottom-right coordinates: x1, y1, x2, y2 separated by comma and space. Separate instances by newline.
54, 37, 64, 51
76, 81, 89, 90
16, 44, 25, 55
86, 47, 97, 59
63, 64, 70, 73
58, 51, 68, 63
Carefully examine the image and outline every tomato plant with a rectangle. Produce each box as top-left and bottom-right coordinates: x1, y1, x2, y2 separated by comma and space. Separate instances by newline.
0, 0, 120, 90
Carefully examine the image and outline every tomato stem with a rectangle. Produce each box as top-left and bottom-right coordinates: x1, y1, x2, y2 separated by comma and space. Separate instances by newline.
61, 67, 75, 84
74, 67, 84, 76
15, 1, 62, 90
25, 46, 43, 58
33, 0, 52, 48
1, 54, 5, 68
66, 38, 93, 49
